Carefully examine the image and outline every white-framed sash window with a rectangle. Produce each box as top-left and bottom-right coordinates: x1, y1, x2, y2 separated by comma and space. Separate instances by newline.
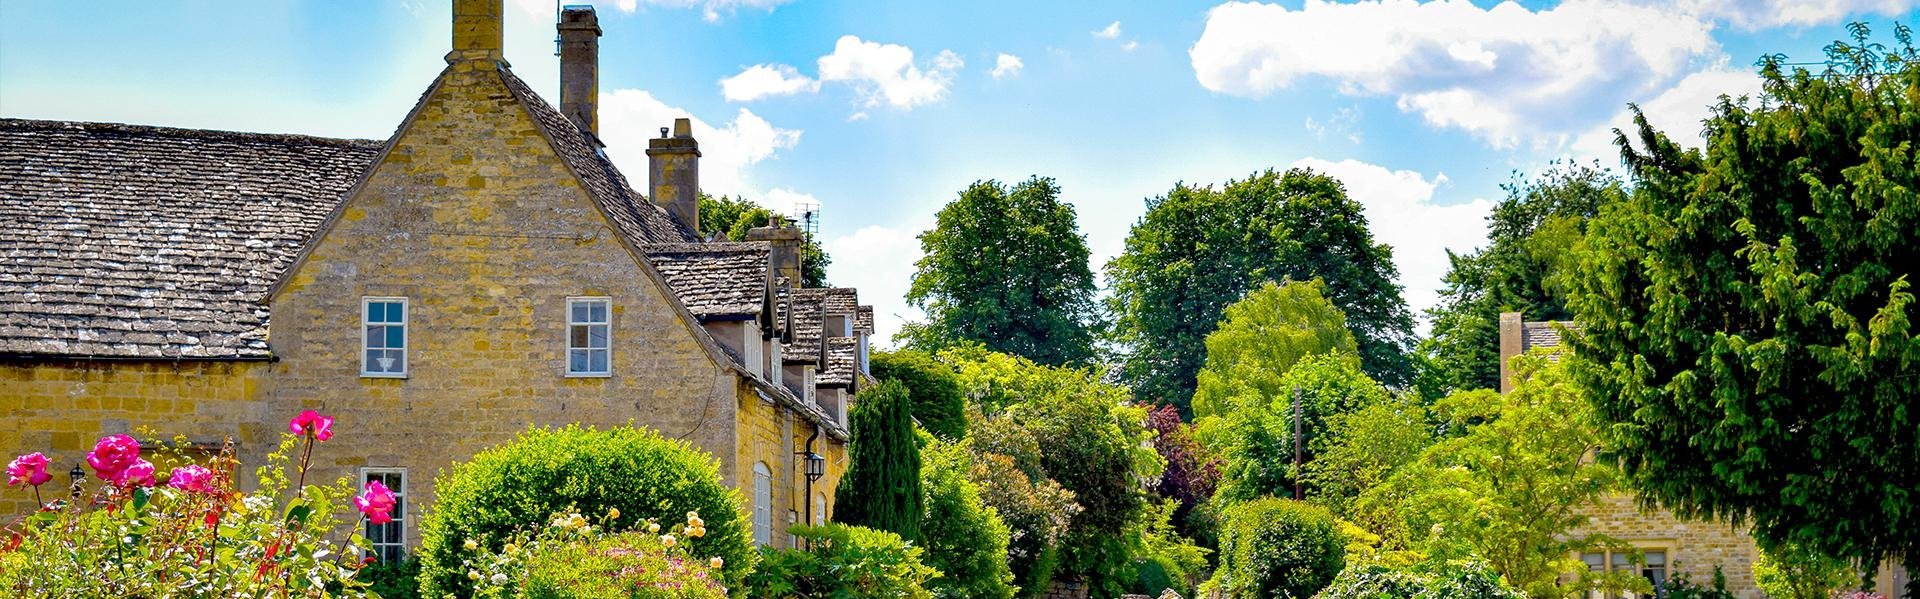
567, 297, 611, 376
360, 468, 407, 562
362, 298, 408, 377
753, 462, 773, 547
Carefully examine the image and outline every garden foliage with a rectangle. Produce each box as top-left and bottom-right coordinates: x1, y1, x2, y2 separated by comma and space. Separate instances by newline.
742, 523, 940, 599
870, 349, 970, 441
1205, 497, 1344, 599
417, 425, 753, 598
918, 438, 1017, 599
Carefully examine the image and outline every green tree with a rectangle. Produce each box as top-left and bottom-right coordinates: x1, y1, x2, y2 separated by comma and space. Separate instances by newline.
870, 349, 969, 440
942, 346, 1163, 595
1561, 26, 1920, 571
698, 194, 830, 287
1205, 498, 1345, 599
906, 177, 1100, 366
1302, 392, 1433, 520
1191, 280, 1360, 419
920, 437, 1018, 599
1357, 353, 1621, 597
1107, 168, 1417, 411
965, 408, 1080, 595
833, 380, 923, 541
1420, 163, 1624, 395
1752, 542, 1858, 599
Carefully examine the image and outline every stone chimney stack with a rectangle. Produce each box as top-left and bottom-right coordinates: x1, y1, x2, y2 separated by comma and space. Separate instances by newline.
557, 5, 601, 136
648, 118, 701, 233
448, 0, 504, 64
747, 219, 804, 287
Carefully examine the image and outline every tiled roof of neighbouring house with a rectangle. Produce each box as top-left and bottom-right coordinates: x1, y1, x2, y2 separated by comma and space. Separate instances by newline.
818, 336, 860, 388
855, 305, 873, 335
823, 287, 857, 316
1522, 320, 1578, 361
780, 288, 827, 365
0, 119, 381, 359
642, 242, 769, 319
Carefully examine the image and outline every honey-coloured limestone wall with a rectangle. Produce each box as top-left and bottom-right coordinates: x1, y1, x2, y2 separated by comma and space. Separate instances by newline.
264, 57, 738, 548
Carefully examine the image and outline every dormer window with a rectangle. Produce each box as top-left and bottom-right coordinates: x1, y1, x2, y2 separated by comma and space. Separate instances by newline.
362, 297, 408, 377
567, 297, 611, 376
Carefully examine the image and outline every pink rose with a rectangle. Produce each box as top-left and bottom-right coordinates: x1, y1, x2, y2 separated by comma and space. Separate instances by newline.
6, 452, 51, 487
288, 410, 334, 441
118, 459, 156, 488
353, 480, 396, 524
168, 464, 216, 494
86, 434, 141, 482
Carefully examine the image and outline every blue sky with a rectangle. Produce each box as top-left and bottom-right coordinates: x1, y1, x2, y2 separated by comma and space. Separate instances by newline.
3, 0, 1912, 343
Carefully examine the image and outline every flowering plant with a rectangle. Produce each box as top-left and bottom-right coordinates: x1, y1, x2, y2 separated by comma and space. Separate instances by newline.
0, 412, 390, 597
458, 507, 728, 599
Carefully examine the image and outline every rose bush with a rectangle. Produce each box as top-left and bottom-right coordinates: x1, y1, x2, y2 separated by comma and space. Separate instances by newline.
0, 412, 392, 597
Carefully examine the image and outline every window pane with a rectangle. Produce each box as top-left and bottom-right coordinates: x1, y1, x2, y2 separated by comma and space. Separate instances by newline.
571, 302, 588, 323
588, 325, 608, 348
589, 350, 608, 373
589, 302, 607, 323
387, 302, 404, 323
1581, 553, 1606, 571
570, 350, 588, 373
571, 326, 588, 348
367, 302, 380, 322
1643, 550, 1665, 566
1612, 552, 1633, 570
386, 326, 404, 349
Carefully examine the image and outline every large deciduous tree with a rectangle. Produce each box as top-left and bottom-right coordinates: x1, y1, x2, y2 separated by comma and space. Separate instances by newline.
1107, 168, 1416, 411
834, 380, 923, 541
1420, 163, 1623, 395
1561, 26, 1919, 572
905, 177, 1101, 367
699, 194, 831, 287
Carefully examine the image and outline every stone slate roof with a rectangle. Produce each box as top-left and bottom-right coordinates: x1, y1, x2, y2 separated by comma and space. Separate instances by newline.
823, 288, 857, 316
818, 336, 859, 388
780, 288, 826, 365
496, 66, 697, 245
0, 119, 381, 359
1522, 320, 1579, 360
641, 242, 768, 319
855, 305, 873, 335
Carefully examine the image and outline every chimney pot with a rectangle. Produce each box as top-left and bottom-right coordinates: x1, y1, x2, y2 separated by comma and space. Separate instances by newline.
557, 5, 602, 136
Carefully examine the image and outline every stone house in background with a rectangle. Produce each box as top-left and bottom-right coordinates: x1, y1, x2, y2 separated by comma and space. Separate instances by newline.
1498, 313, 1911, 598
0, 0, 872, 557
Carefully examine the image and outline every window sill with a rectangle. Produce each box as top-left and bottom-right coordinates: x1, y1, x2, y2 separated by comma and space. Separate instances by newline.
565, 372, 612, 379
361, 373, 408, 379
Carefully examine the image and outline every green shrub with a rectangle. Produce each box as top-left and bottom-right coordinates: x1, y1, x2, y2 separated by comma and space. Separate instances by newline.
872, 349, 969, 440
358, 554, 422, 599
743, 523, 940, 598
1754, 542, 1857, 599
1663, 567, 1738, 599
1207, 498, 1344, 599
1316, 561, 1521, 598
522, 532, 727, 599
417, 425, 753, 598
834, 380, 923, 540
920, 439, 1017, 599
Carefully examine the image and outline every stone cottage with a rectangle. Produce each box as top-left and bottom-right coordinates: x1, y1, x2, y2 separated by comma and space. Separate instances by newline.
0, 0, 872, 557
1498, 313, 1911, 598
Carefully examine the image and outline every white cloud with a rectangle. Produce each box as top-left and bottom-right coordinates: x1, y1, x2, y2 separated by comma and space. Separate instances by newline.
1664, 0, 1919, 30
816, 36, 962, 110
1121, 40, 1140, 52
824, 225, 925, 346
1305, 105, 1363, 144
1190, 0, 1719, 147
1094, 21, 1123, 39
991, 53, 1025, 79
719, 64, 820, 102
597, 89, 801, 198
1569, 66, 1764, 165
1289, 158, 1495, 331
765, 187, 821, 216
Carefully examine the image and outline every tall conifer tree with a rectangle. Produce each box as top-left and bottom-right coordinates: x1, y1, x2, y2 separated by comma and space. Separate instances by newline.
832, 380, 923, 541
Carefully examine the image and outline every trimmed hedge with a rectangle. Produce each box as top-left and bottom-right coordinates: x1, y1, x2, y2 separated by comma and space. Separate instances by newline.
1208, 498, 1344, 598
1317, 562, 1520, 599
416, 425, 752, 598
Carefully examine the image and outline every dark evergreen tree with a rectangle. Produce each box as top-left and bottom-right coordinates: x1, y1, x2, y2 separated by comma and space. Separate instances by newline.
832, 380, 923, 541
1563, 24, 1919, 575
